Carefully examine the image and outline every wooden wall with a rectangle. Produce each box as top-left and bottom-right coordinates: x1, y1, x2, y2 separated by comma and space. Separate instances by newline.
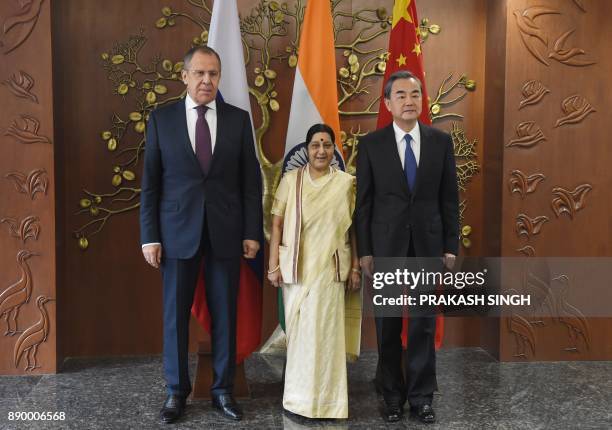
499, 0, 612, 360
50, 0, 489, 360
52, 0, 193, 360
0, 0, 57, 375
1, 0, 611, 375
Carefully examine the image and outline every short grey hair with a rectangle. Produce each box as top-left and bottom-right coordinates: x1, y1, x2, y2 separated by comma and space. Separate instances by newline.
183, 46, 222, 70
383, 70, 422, 99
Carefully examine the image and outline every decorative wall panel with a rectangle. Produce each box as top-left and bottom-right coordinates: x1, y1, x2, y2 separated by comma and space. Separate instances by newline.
0, 0, 56, 375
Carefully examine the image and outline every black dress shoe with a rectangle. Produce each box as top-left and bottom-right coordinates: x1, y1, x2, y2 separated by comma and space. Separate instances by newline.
411, 404, 436, 423
212, 394, 243, 421
382, 401, 403, 422
160, 394, 186, 424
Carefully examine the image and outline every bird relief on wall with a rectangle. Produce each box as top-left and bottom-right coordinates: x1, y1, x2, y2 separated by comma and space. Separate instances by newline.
0, 250, 54, 371
13, 295, 54, 371
513, 5, 597, 67
506, 262, 592, 359
0, 0, 45, 55
0, 250, 38, 337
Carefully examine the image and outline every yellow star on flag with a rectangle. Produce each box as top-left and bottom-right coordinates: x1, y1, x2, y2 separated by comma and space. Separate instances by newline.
396, 53, 407, 66
392, 0, 413, 28
412, 43, 421, 56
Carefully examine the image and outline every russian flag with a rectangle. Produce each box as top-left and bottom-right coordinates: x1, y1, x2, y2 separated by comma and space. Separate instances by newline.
191, 0, 263, 363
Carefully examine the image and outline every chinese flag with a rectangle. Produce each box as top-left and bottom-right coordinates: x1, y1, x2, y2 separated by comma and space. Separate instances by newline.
376, 0, 444, 350
377, 0, 431, 128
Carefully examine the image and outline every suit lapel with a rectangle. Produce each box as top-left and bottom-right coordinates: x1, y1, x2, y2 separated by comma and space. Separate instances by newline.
381, 125, 411, 196
412, 122, 432, 197
175, 99, 202, 173
208, 100, 226, 174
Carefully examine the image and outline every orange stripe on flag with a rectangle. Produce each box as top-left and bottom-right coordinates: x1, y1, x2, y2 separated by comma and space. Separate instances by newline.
297, 0, 341, 153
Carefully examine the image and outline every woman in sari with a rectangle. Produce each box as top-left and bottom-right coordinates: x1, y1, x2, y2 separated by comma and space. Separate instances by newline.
267, 123, 362, 419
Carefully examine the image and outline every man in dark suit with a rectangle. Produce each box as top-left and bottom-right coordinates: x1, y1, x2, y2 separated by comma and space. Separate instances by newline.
140, 46, 262, 424
356, 70, 459, 424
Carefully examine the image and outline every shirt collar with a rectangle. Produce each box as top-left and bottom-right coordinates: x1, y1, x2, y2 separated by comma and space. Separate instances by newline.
185, 93, 217, 111
392, 121, 420, 143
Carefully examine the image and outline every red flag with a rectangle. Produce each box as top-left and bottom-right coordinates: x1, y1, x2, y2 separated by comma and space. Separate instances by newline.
377, 0, 444, 350
191, 258, 263, 364
377, 0, 431, 128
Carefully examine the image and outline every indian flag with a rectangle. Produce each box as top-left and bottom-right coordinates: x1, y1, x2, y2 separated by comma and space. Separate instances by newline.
284, 0, 342, 156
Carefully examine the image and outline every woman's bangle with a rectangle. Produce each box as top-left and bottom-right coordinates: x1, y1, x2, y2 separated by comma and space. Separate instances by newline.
351, 268, 361, 274
267, 265, 280, 274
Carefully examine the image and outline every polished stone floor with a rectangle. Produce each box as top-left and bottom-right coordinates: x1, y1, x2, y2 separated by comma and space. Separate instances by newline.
0, 348, 610, 429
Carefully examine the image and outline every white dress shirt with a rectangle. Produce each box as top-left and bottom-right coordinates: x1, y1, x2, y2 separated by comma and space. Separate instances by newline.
142, 95, 218, 249
392, 121, 421, 168
185, 93, 217, 153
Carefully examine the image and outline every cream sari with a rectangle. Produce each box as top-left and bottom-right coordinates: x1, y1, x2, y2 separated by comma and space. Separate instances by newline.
272, 165, 362, 419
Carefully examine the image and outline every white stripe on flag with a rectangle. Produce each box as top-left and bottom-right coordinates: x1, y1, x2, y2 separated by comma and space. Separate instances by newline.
208, 0, 256, 143
284, 68, 323, 156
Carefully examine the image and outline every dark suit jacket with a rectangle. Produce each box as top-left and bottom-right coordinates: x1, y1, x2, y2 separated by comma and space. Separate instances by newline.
140, 98, 262, 259
356, 122, 459, 258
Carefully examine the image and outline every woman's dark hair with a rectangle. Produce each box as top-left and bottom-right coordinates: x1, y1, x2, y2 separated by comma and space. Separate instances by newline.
306, 123, 335, 145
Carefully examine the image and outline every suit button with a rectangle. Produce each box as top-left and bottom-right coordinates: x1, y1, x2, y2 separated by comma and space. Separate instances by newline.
405, 224, 411, 229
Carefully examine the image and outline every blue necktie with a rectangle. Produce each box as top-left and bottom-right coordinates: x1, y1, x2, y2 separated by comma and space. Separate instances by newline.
403, 134, 417, 190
